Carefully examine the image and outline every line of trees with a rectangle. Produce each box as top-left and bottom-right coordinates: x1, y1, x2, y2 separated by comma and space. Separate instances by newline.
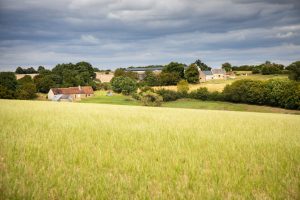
0, 61, 98, 99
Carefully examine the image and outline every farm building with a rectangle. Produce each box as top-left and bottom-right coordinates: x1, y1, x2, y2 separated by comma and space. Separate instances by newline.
211, 69, 226, 79
48, 86, 94, 102
199, 70, 214, 82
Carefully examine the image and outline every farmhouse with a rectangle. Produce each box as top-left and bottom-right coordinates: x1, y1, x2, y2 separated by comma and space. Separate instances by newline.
199, 70, 214, 82
211, 68, 226, 79
48, 86, 94, 102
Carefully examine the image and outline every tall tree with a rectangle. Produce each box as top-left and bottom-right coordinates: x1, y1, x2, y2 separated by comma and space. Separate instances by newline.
185, 64, 199, 83
194, 59, 211, 71
162, 62, 185, 78
222, 62, 232, 72
286, 61, 300, 81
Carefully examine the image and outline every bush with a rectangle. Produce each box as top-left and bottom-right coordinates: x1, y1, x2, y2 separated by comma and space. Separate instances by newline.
97, 82, 111, 90
158, 72, 181, 86
222, 79, 300, 109
208, 91, 224, 101
155, 89, 181, 102
140, 91, 163, 106
0, 85, 15, 99
223, 80, 266, 104
139, 86, 154, 93
131, 92, 141, 100
189, 87, 210, 100
177, 80, 189, 93
264, 79, 300, 109
111, 76, 138, 95
16, 83, 37, 99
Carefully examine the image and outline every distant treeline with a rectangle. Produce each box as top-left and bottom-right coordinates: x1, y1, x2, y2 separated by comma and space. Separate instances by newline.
1, 62, 97, 100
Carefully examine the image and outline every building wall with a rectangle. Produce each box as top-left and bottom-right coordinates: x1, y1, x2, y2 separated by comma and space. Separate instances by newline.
47, 89, 55, 100
213, 74, 226, 79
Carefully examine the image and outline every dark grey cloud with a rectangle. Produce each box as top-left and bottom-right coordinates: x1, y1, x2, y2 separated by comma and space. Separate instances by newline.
0, 0, 300, 70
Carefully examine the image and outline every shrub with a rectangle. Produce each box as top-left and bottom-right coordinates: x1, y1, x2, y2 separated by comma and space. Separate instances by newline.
131, 92, 141, 100
140, 91, 163, 106
156, 89, 181, 101
97, 82, 111, 90
16, 83, 37, 100
208, 91, 224, 101
111, 76, 138, 95
144, 71, 159, 86
158, 72, 181, 86
189, 87, 210, 100
139, 86, 154, 93
264, 79, 300, 109
223, 80, 266, 104
177, 80, 189, 93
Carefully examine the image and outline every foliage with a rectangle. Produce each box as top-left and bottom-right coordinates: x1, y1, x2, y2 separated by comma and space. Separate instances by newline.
155, 89, 182, 102
223, 80, 266, 104
261, 64, 281, 75
15, 67, 37, 74
97, 82, 112, 90
158, 72, 181, 86
0, 72, 18, 91
251, 67, 260, 74
114, 68, 138, 80
139, 86, 154, 93
189, 87, 210, 100
162, 62, 185, 78
286, 61, 300, 81
143, 70, 159, 86
223, 79, 300, 109
0, 85, 15, 99
194, 59, 211, 70
177, 80, 189, 93
16, 83, 37, 99
222, 62, 232, 72
140, 91, 163, 106
185, 64, 199, 83
111, 76, 138, 95
232, 65, 255, 71
17, 75, 33, 85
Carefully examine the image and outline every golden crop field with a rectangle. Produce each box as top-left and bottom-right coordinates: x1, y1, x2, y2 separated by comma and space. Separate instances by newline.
1, 100, 299, 199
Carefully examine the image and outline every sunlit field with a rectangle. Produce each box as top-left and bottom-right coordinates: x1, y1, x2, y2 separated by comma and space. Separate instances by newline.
1, 100, 299, 199
153, 74, 288, 92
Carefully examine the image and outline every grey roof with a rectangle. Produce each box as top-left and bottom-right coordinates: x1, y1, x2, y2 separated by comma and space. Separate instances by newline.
126, 67, 163, 72
211, 68, 226, 74
203, 70, 213, 75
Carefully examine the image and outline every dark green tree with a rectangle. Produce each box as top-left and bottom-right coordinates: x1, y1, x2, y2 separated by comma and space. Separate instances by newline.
286, 61, 300, 81
222, 62, 232, 72
163, 62, 185, 78
0, 72, 18, 91
111, 76, 138, 95
185, 64, 199, 83
144, 70, 159, 86
194, 59, 211, 71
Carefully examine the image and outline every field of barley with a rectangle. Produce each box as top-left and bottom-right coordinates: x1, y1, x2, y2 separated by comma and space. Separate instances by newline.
1, 100, 300, 199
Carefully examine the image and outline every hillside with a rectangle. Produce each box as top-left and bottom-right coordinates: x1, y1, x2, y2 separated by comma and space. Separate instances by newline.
1, 100, 300, 199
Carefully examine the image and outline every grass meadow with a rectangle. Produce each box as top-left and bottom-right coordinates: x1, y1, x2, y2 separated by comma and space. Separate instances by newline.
1, 100, 300, 199
81, 91, 300, 115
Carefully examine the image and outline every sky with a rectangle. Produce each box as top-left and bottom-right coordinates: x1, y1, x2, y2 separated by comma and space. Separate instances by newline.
0, 0, 300, 70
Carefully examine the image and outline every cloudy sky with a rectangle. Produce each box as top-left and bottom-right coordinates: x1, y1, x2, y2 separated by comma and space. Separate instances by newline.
0, 0, 300, 70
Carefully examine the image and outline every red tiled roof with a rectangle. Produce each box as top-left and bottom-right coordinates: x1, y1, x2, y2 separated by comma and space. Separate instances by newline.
51, 86, 94, 95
